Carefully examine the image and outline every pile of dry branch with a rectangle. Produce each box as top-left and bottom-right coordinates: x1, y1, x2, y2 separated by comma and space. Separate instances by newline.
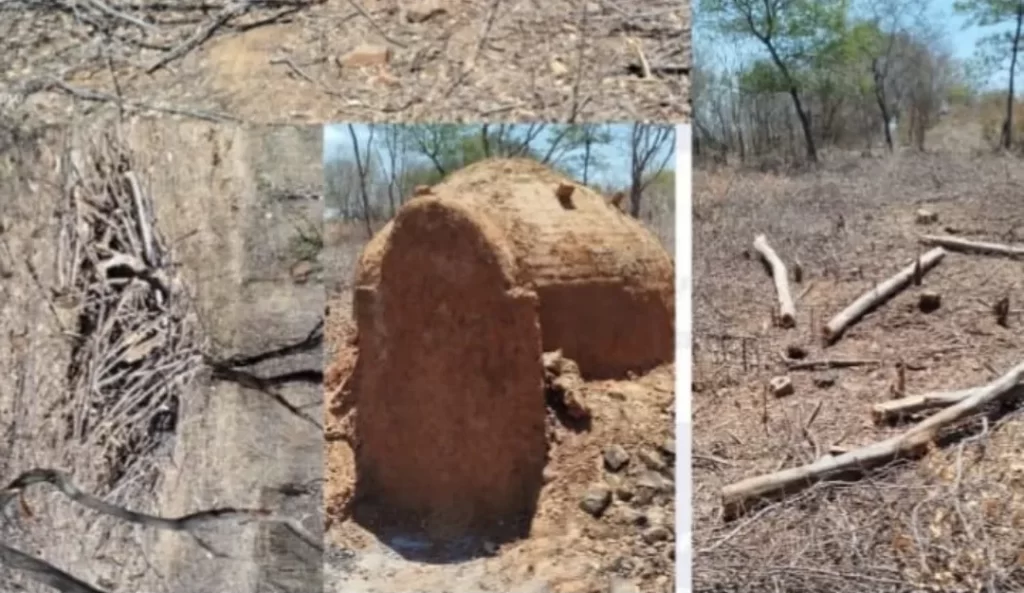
55, 129, 203, 491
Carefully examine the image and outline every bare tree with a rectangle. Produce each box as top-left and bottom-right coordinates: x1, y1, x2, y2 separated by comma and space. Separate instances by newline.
956, 0, 1024, 149
377, 124, 410, 218
628, 123, 675, 218
854, 0, 930, 151
346, 124, 376, 238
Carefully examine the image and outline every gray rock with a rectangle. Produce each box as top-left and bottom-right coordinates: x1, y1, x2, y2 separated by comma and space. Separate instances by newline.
580, 484, 612, 517
638, 448, 667, 471
603, 444, 631, 472
636, 470, 673, 492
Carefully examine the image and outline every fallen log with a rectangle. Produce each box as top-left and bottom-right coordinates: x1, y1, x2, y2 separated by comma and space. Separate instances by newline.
872, 388, 977, 423
874, 382, 1024, 423
721, 360, 1024, 520
753, 234, 796, 328
919, 234, 1024, 258
822, 247, 946, 345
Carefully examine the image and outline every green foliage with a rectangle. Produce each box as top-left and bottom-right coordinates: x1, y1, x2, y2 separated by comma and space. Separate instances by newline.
954, 0, 1024, 75
699, 0, 850, 69
739, 60, 791, 93
954, 0, 1024, 28
947, 82, 978, 105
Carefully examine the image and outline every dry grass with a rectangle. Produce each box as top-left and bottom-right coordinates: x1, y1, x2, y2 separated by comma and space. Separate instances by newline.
976, 96, 1024, 150
1, 0, 689, 124
693, 150, 1024, 592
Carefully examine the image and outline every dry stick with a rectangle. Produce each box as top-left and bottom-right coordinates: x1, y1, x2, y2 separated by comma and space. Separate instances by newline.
146, 2, 249, 74
347, 0, 408, 48
753, 234, 796, 329
49, 79, 239, 122
124, 171, 155, 267
822, 247, 946, 345
786, 358, 880, 371
874, 382, 1024, 423
919, 234, 1024, 258
87, 0, 157, 32
721, 360, 1024, 520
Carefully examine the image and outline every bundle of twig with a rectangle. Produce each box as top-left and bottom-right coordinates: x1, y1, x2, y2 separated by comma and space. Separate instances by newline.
56, 129, 203, 490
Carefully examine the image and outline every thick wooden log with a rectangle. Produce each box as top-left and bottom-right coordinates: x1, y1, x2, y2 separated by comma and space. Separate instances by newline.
822, 248, 945, 345
722, 360, 1024, 520
874, 382, 1024, 423
753, 234, 796, 329
919, 234, 1024, 258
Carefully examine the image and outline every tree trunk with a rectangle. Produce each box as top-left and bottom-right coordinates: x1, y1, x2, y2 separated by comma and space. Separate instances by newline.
761, 40, 818, 162
629, 185, 642, 218
582, 136, 592, 185
872, 59, 894, 153
1003, 1, 1023, 149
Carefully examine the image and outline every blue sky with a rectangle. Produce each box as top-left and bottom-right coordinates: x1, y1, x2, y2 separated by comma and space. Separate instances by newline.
323, 123, 676, 189
695, 0, 1020, 91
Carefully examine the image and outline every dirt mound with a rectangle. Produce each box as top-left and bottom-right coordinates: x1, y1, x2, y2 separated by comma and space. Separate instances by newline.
358, 158, 675, 378
346, 158, 674, 540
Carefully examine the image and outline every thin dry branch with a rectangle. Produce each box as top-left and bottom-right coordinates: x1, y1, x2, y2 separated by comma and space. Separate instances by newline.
145, 2, 250, 73
721, 360, 1024, 519
753, 234, 796, 328
919, 234, 1024, 258
822, 247, 946, 345
786, 358, 880, 371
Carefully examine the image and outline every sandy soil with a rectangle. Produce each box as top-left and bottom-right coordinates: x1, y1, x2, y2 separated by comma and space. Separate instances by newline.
692, 146, 1024, 593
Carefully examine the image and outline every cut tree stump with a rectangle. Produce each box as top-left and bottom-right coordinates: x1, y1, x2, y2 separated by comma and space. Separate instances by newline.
919, 235, 1024, 258
721, 360, 1024, 520
822, 248, 946, 345
753, 234, 796, 329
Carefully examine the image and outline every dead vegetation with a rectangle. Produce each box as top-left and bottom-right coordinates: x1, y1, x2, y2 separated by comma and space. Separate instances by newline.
53, 129, 201, 494
324, 157, 676, 593
1, 0, 689, 124
693, 151, 1024, 592
0, 118, 324, 592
